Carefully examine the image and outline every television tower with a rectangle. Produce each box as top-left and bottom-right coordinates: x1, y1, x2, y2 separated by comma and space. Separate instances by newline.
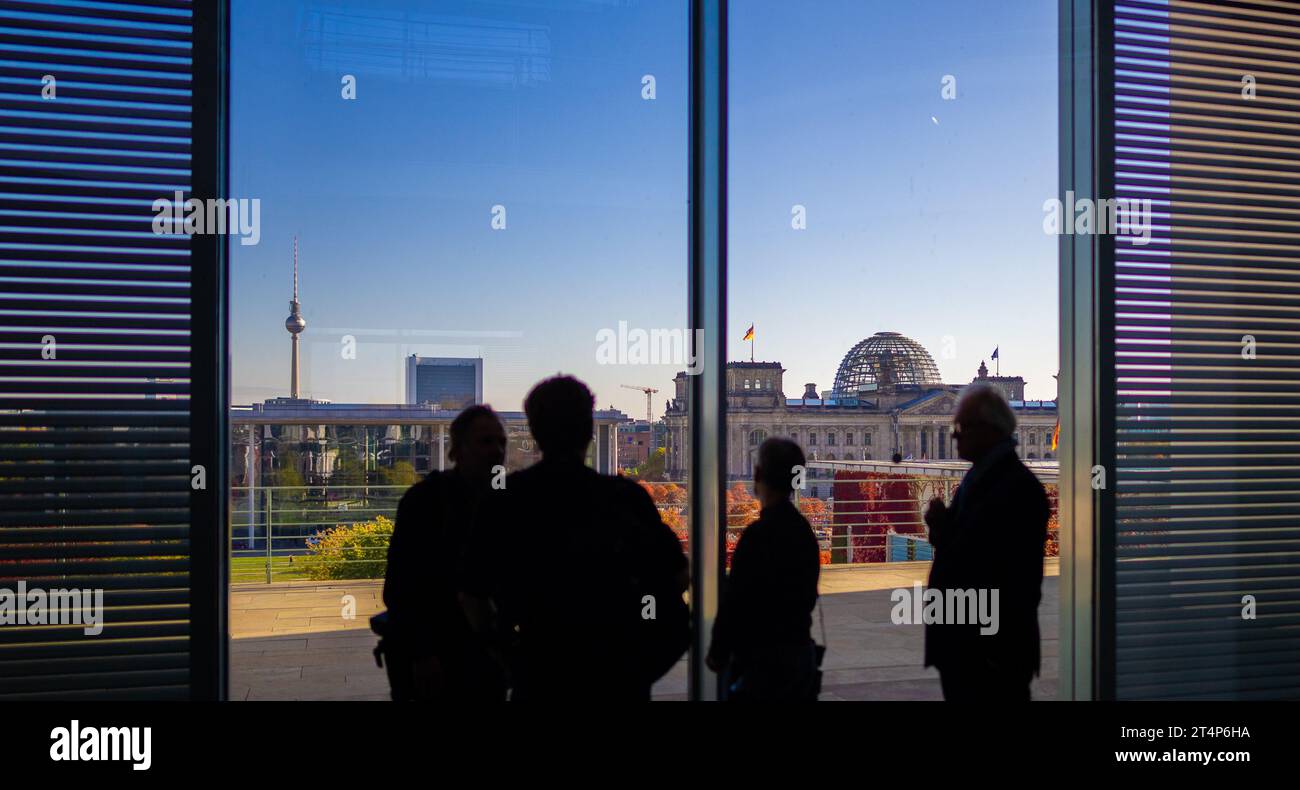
284, 236, 306, 398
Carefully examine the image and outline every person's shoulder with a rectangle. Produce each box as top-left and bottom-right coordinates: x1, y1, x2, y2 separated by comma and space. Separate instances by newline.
398, 472, 440, 506
745, 505, 782, 533
393, 473, 443, 529
600, 473, 658, 508
503, 465, 530, 487
605, 472, 650, 494
780, 501, 815, 533
999, 454, 1049, 502
788, 499, 812, 524
501, 463, 552, 495
995, 451, 1033, 479
1008, 454, 1045, 484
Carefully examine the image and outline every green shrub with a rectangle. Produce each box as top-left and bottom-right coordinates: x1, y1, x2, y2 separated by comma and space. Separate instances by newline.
301, 515, 394, 580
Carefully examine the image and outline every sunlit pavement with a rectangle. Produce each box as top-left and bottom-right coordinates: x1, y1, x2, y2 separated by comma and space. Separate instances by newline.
230, 559, 1059, 701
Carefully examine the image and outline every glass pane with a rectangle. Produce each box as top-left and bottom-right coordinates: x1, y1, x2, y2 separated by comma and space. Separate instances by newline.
229, 0, 688, 700
726, 0, 1060, 700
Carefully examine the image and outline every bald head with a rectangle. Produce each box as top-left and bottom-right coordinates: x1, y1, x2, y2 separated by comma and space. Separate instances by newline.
953, 383, 1016, 462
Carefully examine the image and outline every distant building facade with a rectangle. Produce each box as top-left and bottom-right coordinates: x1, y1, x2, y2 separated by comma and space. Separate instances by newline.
663, 332, 1058, 481
404, 355, 482, 409
232, 400, 629, 486
616, 420, 667, 472
972, 359, 1026, 402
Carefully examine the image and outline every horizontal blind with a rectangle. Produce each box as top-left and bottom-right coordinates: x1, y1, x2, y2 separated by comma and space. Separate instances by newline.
0, 0, 206, 700
1111, 0, 1300, 699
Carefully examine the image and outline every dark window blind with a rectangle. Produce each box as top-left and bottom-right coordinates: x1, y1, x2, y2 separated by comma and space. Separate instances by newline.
0, 0, 225, 700
1109, 0, 1300, 699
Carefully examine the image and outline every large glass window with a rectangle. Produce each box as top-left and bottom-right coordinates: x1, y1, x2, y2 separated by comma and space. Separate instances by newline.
228, 0, 688, 701
727, 0, 1060, 700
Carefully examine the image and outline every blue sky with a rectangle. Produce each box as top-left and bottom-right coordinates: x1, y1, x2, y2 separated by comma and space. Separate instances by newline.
231, 0, 1058, 414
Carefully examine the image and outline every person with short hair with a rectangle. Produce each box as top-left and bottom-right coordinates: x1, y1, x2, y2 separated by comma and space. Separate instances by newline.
459, 376, 688, 701
381, 404, 508, 701
708, 437, 821, 701
924, 383, 1049, 701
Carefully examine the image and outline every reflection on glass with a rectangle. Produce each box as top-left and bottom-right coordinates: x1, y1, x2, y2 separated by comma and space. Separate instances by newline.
227, 0, 688, 700
725, 0, 1059, 700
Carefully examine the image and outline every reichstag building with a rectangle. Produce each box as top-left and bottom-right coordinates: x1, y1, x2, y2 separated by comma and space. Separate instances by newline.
663, 332, 1058, 481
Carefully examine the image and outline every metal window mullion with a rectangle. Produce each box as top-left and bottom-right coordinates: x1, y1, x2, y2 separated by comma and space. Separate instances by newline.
687, 0, 727, 702
188, 0, 230, 702
1059, 0, 1113, 702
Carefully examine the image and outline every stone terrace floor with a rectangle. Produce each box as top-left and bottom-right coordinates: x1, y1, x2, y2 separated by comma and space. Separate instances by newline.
230, 559, 1060, 701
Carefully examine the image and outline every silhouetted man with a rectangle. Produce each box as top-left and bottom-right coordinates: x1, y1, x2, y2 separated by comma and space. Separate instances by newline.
459, 376, 688, 701
924, 384, 1048, 701
381, 405, 508, 701
708, 438, 821, 701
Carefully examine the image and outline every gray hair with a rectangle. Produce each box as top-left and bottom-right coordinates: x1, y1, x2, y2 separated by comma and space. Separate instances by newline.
957, 383, 1016, 437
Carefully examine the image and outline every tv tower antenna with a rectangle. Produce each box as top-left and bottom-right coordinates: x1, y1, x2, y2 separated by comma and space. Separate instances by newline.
285, 236, 307, 398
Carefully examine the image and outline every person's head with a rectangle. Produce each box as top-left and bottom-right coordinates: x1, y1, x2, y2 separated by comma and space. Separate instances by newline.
524, 375, 595, 460
753, 437, 806, 504
448, 404, 506, 479
953, 383, 1016, 463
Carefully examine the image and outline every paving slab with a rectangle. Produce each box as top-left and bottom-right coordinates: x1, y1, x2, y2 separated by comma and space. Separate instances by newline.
230, 564, 1061, 701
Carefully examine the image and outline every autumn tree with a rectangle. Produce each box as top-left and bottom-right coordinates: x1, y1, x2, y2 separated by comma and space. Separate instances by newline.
378, 460, 417, 488
627, 447, 667, 482
797, 496, 830, 529
1044, 483, 1060, 557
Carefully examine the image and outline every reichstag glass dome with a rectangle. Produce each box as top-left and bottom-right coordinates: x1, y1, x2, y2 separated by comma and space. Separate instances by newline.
831, 331, 943, 397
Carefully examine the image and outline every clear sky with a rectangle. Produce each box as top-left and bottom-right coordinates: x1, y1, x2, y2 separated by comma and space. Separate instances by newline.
231, 0, 1059, 415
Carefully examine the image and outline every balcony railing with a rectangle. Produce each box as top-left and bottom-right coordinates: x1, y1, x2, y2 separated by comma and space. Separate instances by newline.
230, 473, 1059, 582
229, 485, 406, 583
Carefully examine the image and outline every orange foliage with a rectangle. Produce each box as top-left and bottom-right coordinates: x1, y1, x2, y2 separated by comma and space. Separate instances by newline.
640, 481, 688, 547
797, 496, 830, 528
726, 482, 759, 526
1044, 483, 1060, 557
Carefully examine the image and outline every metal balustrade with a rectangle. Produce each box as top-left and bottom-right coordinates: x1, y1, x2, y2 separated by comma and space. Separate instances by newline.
229, 475, 1059, 582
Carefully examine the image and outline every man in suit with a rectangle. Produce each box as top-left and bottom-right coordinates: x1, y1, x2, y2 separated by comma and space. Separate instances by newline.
923, 383, 1048, 701
381, 404, 508, 701
458, 376, 688, 701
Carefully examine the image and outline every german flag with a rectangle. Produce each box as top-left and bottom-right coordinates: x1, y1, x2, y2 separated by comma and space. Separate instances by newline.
742, 324, 754, 342
1051, 421, 1060, 452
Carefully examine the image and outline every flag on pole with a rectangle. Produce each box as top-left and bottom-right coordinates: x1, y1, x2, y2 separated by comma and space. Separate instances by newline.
742, 325, 754, 341
1051, 421, 1060, 452
990, 346, 999, 359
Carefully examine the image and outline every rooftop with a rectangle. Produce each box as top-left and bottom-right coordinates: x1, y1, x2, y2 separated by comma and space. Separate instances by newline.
231, 401, 630, 424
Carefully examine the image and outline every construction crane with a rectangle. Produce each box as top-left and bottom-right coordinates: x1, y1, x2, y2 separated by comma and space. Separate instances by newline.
620, 384, 660, 453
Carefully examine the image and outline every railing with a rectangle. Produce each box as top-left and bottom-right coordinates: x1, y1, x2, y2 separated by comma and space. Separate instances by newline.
229, 474, 1059, 583
229, 485, 405, 583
